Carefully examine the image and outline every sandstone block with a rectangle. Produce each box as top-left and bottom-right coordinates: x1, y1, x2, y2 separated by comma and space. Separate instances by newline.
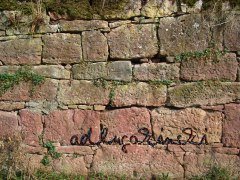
56, 146, 94, 155
112, 82, 167, 107
224, 15, 240, 51
44, 109, 100, 145
168, 81, 240, 107
100, 107, 151, 141
180, 53, 238, 81
19, 110, 43, 146
107, 24, 158, 59
58, 80, 110, 105
0, 111, 19, 138
158, 14, 211, 56
42, 33, 82, 64
92, 145, 184, 178
151, 107, 223, 143
133, 63, 179, 81
0, 101, 25, 111
32, 65, 70, 79
59, 20, 109, 32
0, 38, 42, 65
222, 103, 240, 148
0, 79, 58, 101
141, 0, 177, 18
82, 31, 108, 62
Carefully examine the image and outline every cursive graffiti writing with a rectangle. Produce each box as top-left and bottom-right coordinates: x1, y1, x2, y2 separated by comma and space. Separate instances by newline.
70, 126, 208, 153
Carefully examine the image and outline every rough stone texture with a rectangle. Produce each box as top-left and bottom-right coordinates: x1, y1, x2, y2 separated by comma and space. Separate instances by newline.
141, 0, 177, 18
168, 82, 240, 107
222, 103, 240, 148
0, 38, 42, 65
158, 14, 211, 56
0, 65, 19, 74
44, 109, 100, 145
224, 14, 240, 51
72, 61, 132, 81
32, 65, 70, 79
82, 31, 108, 62
133, 63, 179, 81
185, 153, 240, 178
56, 146, 94, 155
180, 53, 238, 81
19, 110, 43, 146
107, 24, 158, 59
100, 107, 151, 141
0, 111, 19, 137
59, 20, 109, 32
0, 79, 58, 101
112, 82, 167, 107
58, 80, 110, 105
92, 145, 184, 178
105, 61, 132, 81
53, 155, 88, 175
0, 101, 25, 111
151, 107, 223, 143
42, 33, 82, 64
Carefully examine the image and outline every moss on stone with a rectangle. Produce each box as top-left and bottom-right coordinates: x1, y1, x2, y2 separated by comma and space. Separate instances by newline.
0, 0, 33, 14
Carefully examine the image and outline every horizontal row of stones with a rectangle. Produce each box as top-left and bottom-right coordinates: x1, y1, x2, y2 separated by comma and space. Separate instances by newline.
24, 145, 240, 179
0, 13, 240, 63
0, 79, 239, 108
1, 104, 239, 148
0, 52, 239, 82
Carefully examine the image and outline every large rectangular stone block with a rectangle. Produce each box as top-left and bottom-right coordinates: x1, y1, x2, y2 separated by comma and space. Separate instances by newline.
168, 81, 240, 107
0, 111, 19, 138
151, 107, 223, 143
0, 38, 42, 65
107, 24, 158, 59
158, 14, 211, 56
112, 82, 167, 107
58, 80, 110, 105
42, 33, 82, 64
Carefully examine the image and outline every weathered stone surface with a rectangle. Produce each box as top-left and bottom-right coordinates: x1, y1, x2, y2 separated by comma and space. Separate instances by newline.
112, 82, 167, 107
58, 80, 110, 105
0, 101, 25, 111
109, 20, 131, 29
42, 33, 82, 64
92, 145, 184, 178
141, 0, 177, 18
222, 103, 240, 148
151, 107, 223, 143
105, 61, 132, 81
0, 65, 19, 74
53, 155, 88, 175
56, 146, 94, 155
158, 14, 211, 56
100, 107, 151, 141
59, 20, 108, 32
0, 111, 19, 137
73, 61, 132, 81
133, 63, 179, 81
168, 81, 240, 107
19, 110, 43, 146
72, 62, 106, 80
0, 38, 42, 65
32, 65, 70, 79
44, 109, 100, 145
82, 31, 108, 62
224, 15, 240, 51
180, 53, 238, 81
0, 79, 58, 101
107, 24, 158, 59
185, 153, 240, 178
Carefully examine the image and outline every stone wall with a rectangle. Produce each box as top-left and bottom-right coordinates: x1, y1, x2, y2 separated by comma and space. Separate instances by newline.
0, 0, 240, 179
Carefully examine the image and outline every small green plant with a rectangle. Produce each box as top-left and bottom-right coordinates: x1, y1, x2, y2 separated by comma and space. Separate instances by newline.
0, 67, 45, 96
41, 141, 61, 166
